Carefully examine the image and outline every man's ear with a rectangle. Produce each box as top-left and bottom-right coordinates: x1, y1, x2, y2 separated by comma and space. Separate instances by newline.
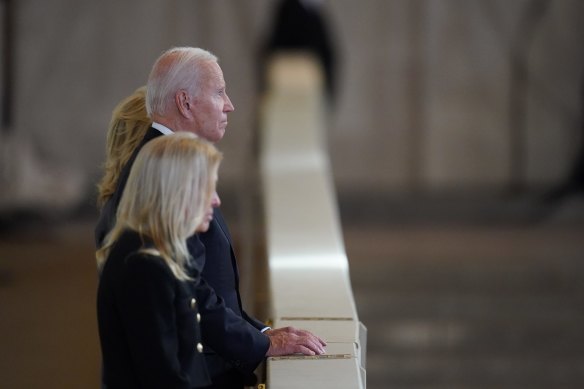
176, 90, 193, 118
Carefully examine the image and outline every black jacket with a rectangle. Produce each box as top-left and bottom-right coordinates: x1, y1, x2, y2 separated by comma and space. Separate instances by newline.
95, 127, 270, 384
97, 230, 210, 388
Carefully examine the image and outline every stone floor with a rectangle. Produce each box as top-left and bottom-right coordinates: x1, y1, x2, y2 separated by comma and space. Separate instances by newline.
0, 217, 101, 389
341, 193, 584, 389
346, 224, 584, 389
1, 193, 583, 388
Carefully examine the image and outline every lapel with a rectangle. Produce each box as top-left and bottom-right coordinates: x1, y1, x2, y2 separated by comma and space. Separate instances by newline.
212, 207, 232, 244
211, 206, 240, 283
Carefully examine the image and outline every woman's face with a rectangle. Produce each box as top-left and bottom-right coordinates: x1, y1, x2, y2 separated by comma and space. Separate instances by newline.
196, 190, 220, 233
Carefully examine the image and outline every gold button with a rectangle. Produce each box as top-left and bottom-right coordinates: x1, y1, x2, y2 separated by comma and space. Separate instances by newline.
196, 313, 201, 323
196, 343, 204, 353
190, 298, 197, 309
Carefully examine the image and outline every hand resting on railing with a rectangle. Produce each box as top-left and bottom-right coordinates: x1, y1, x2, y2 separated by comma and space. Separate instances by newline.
265, 326, 327, 356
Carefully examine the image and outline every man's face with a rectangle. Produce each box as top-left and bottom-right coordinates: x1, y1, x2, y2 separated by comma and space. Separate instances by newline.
192, 61, 234, 142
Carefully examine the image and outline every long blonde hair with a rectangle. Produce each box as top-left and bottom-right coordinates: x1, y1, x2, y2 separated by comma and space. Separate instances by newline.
97, 86, 151, 207
96, 133, 222, 280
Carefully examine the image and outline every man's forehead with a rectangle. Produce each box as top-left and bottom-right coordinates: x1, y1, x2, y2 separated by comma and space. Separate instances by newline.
202, 61, 222, 76
201, 61, 225, 85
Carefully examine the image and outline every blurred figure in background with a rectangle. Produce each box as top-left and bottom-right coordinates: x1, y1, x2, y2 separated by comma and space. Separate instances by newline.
258, 0, 337, 103
543, 73, 584, 206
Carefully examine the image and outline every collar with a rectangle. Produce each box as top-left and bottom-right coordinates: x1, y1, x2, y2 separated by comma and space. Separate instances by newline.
151, 122, 174, 135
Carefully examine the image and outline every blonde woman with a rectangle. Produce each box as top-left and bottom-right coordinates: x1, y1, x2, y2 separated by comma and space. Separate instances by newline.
97, 86, 151, 207
96, 133, 222, 389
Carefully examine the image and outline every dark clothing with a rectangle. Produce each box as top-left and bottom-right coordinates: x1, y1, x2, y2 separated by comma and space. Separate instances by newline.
97, 230, 210, 388
95, 127, 270, 388
260, 0, 337, 100
198, 368, 251, 389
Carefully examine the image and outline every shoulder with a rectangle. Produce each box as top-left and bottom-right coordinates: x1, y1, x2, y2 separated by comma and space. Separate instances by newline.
123, 250, 173, 279
115, 251, 182, 300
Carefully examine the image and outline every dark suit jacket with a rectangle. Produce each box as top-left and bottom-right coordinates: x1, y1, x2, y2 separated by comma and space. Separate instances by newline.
97, 229, 210, 388
95, 127, 270, 384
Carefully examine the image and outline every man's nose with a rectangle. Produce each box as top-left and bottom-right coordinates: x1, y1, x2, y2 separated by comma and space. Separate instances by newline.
224, 94, 234, 112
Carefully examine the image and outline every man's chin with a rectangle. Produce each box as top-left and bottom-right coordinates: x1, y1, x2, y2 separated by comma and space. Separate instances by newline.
216, 128, 226, 141
207, 130, 225, 143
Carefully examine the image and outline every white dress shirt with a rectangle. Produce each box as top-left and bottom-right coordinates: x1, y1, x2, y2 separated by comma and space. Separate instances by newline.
151, 122, 174, 135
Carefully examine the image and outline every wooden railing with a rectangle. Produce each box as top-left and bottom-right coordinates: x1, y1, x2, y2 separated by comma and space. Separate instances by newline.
259, 53, 366, 389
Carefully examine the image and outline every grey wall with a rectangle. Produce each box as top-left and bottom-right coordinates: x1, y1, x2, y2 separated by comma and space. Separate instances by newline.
1, 0, 583, 212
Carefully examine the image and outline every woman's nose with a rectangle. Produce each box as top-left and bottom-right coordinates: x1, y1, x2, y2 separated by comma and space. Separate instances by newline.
211, 192, 221, 207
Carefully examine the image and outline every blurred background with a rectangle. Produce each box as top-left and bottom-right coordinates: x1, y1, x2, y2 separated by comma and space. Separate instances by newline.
1, 0, 583, 388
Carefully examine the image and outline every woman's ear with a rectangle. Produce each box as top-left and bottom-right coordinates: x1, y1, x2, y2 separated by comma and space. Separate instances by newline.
176, 90, 192, 118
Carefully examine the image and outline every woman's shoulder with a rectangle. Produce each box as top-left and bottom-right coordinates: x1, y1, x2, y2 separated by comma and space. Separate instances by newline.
124, 248, 171, 274
107, 231, 171, 278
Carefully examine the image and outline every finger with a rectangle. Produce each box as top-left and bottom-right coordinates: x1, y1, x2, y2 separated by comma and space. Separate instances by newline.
302, 332, 327, 349
295, 329, 327, 347
301, 336, 326, 355
294, 344, 316, 356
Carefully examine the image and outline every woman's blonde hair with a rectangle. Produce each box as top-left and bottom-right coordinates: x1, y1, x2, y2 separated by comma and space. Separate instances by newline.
97, 86, 151, 207
96, 133, 222, 280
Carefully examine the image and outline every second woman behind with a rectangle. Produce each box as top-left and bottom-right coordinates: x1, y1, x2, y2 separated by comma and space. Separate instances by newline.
96, 86, 151, 208
96, 132, 222, 389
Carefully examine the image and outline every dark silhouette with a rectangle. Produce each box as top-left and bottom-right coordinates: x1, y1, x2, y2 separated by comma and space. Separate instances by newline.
258, 0, 337, 103
543, 74, 584, 203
